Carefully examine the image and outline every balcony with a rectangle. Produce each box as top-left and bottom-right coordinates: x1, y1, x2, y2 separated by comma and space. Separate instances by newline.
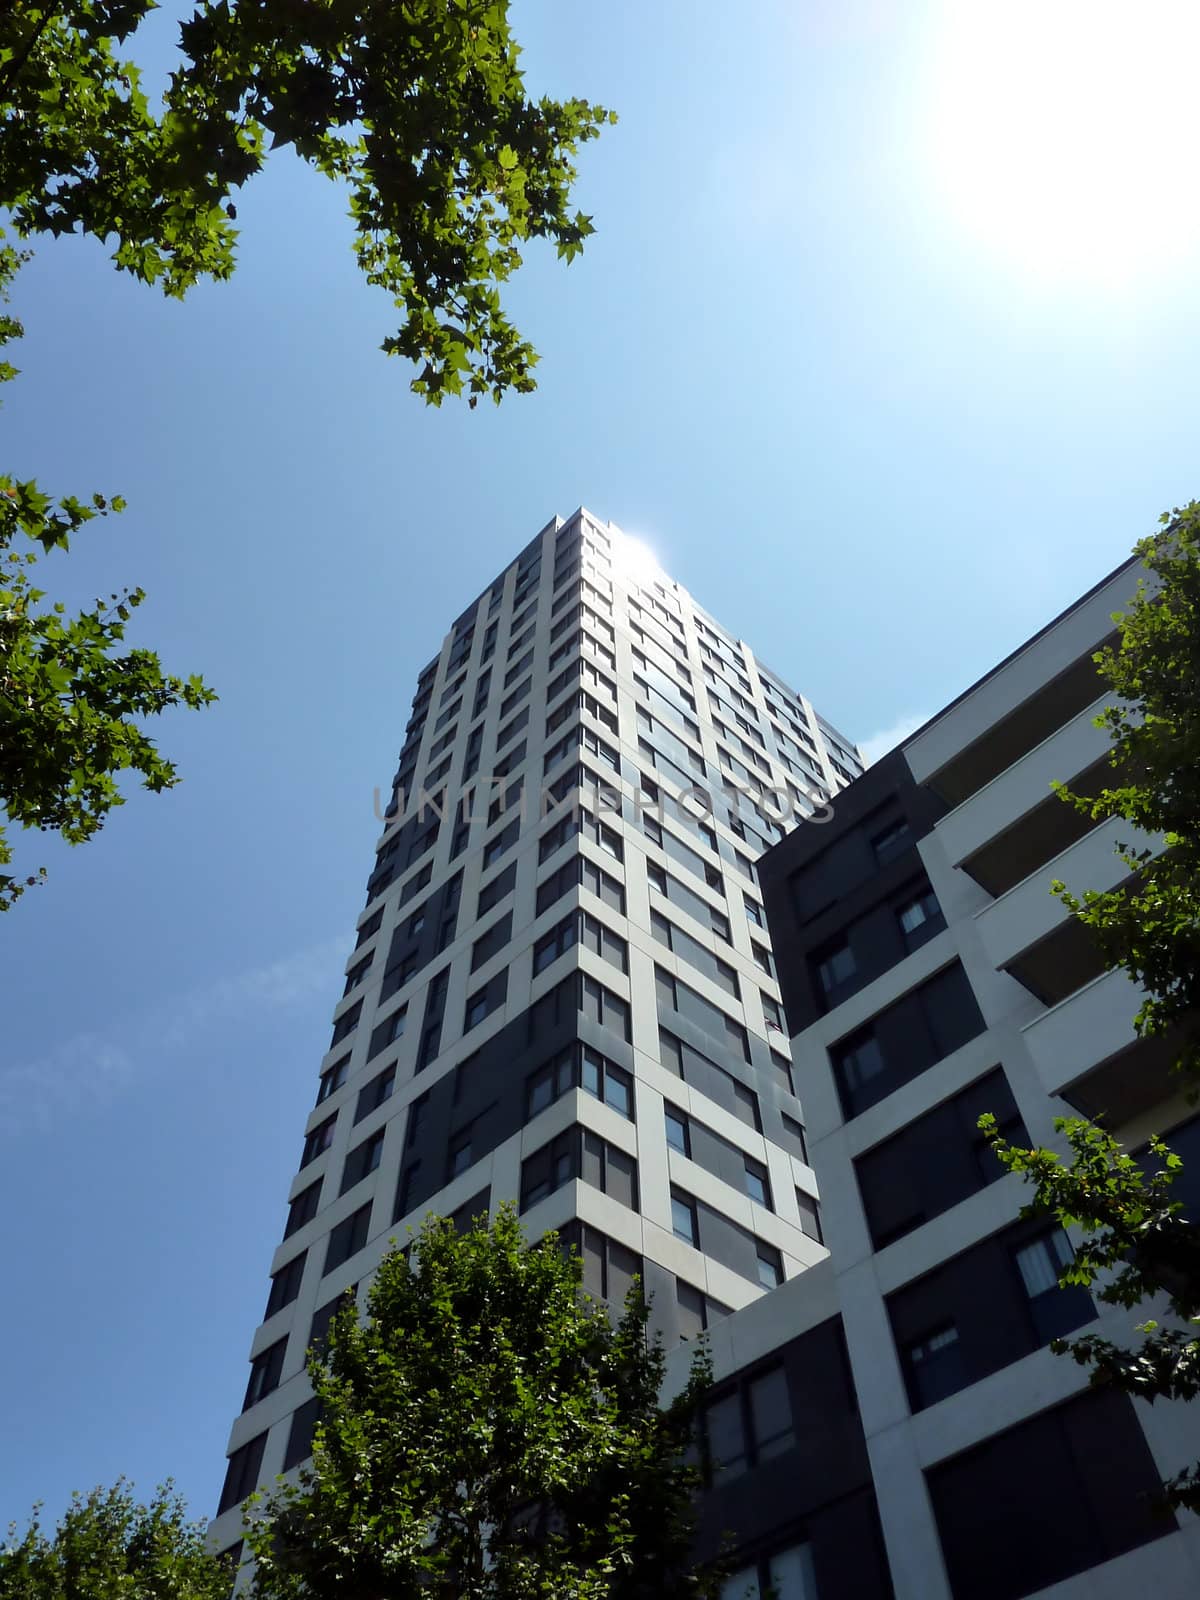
905, 559, 1139, 808
972, 815, 1143, 980
1020, 969, 1179, 1124
935, 695, 1114, 895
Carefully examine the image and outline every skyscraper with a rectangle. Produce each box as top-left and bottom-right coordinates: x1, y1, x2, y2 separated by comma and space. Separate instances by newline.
210, 507, 863, 1546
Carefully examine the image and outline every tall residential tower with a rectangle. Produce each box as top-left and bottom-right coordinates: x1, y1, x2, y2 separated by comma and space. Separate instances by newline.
211, 508, 863, 1546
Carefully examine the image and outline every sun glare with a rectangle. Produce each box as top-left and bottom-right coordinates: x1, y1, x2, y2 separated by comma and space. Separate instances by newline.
610, 530, 665, 585
924, 0, 1200, 288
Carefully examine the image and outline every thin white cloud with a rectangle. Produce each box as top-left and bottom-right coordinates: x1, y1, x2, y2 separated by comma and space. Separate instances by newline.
858, 712, 930, 766
0, 936, 345, 1137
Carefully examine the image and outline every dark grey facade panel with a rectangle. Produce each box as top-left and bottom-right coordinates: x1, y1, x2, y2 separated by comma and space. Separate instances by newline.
885, 1216, 1095, 1412
927, 1387, 1175, 1600
756, 749, 946, 1035
854, 1066, 1028, 1249
693, 1318, 893, 1599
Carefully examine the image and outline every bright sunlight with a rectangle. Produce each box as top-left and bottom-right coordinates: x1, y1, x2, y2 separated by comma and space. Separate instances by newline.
925, 0, 1200, 288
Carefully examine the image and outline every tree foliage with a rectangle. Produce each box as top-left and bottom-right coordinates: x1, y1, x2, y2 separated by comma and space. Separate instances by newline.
0, 1480, 235, 1600
244, 1204, 721, 1600
0, 0, 614, 403
983, 506, 1200, 1513
0, 255, 215, 909
981, 1114, 1200, 1513
1051, 502, 1200, 1079
0, 0, 612, 903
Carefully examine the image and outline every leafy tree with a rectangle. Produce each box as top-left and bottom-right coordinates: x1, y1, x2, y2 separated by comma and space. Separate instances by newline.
1051, 501, 1200, 1080
1, 0, 611, 902
0, 0, 614, 404
244, 1203, 722, 1600
981, 1114, 1200, 1513
0, 1480, 235, 1599
0, 258, 215, 910
982, 506, 1200, 1513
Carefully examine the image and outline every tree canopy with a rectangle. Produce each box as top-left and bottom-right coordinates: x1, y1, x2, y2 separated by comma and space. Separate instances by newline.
0, 1481, 235, 1600
0, 0, 613, 903
0, 0, 614, 403
984, 505, 1200, 1514
243, 1204, 722, 1600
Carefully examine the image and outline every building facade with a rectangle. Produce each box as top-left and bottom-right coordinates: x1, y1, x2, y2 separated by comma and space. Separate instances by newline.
211, 509, 864, 1552
715, 551, 1200, 1600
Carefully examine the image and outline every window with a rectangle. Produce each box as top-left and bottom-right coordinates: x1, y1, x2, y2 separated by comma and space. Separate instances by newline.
300, 1114, 337, 1168
855, 1068, 1026, 1248
398, 862, 433, 906
772, 1053, 796, 1097
582, 856, 625, 914
743, 1156, 770, 1208
538, 809, 579, 862
499, 678, 531, 719
330, 999, 362, 1046
580, 1048, 632, 1116
243, 1337, 287, 1410
898, 886, 942, 939
660, 1028, 760, 1127
815, 939, 856, 995
582, 1131, 638, 1210
497, 706, 529, 750
795, 1188, 822, 1242
756, 1241, 783, 1288
676, 1281, 730, 1345
720, 1543, 818, 1600
471, 912, 513, 972
761, 994, 785, 1032
665, 1106, 690, 1156
871, 816, 911, 863
218, 1433, 268, 1515
779, 1110, 807, 1162
405, 1091, 429, 1150
482, 817, 519, 869
903, 1323, 965, 1410
478, 861, 517, 915
284, 1178, 322, 1238
830, 962, 986, 1117
464, 972, 507, 1032
316, 1054, 350, 1104
520, 1129, 576, 1209
324, 1202, 372, 1273
353, 1065, 395, 1127
283, 1396, 323, 1471
1014, 1230, 1077, 1342
533, 913, 577, 974
265, 1251, 306, 1317
650, 911, 740, 997
703, 1366, 794, 1484
671, 1188, 699, 1245
582, 975, 631, 1040
446, 1126, 474, 1180
526, 1047, 574, 1118
834, 1029, 885, 1103
340, 1128, 385, 1195
655, 968, 750, 1061
355, 907, 383, 948
580, 910, 627, 972
372, 1004, 407, 1056
343, 956, 371, 996
393, 1162, 421, 1221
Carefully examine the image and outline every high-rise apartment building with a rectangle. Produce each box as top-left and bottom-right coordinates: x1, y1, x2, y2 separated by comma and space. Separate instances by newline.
673, 550, 1200, 1600
211, 508, 863, 1549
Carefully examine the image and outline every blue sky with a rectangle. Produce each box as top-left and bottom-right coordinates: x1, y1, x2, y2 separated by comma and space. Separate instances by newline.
4, 0, 1199, 1532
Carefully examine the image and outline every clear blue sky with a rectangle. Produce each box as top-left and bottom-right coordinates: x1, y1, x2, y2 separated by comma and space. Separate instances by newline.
3, 0, 1198, 1532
